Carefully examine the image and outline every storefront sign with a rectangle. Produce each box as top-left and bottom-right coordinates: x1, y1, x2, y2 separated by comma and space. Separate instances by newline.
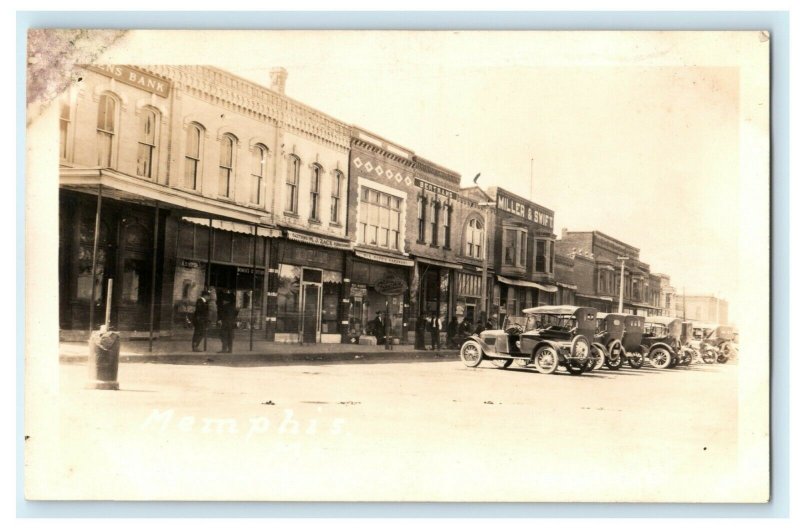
414, 178, 458, 200
286, 230, 352, 251
84, 64, 171, 98
236, 267, 265, 275
181, 260, 200, 268
374, 275, 408, 296
354, 250, 414, 267
496, 190, 555, 229
350, 284, 368, 298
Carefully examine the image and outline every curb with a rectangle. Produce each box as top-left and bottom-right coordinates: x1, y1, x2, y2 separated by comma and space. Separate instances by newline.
60, 350, 460, 366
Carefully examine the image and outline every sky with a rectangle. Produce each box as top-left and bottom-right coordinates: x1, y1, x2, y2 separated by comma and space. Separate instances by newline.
104, 30, 769, 321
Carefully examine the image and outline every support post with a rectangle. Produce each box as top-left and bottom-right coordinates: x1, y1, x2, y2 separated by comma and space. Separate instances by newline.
205, 217, 212, 351
88, 184, 103, 333
148, 203, 160, 352
250, 225, 256, 351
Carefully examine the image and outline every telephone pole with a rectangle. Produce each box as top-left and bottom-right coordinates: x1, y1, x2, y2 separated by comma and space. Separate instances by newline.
617, 256, 629, 313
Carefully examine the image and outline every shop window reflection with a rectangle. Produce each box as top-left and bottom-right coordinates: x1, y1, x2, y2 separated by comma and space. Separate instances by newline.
276, 264, 301, 333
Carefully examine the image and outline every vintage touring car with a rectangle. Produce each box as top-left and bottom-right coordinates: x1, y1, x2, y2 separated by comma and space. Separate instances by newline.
594, 312, 629, 370
622, 315, 646, 369
459, 305, 598, 375
692, 323, 736, 364
642, 316, 691, 369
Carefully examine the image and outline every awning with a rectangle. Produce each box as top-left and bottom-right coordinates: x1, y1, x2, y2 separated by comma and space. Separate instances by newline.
576, 293, 614, 302
415, 256, 463, 270
355, 250, 415, 267
182, 217, 281, 238
556, 282, 578, 290
496, 275, 558, 293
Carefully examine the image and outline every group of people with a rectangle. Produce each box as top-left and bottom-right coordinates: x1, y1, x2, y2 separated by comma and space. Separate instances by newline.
190, 289, 239, 353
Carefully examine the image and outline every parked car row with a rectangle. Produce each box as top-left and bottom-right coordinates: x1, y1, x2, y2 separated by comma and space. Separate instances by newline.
459, 305, 737, 375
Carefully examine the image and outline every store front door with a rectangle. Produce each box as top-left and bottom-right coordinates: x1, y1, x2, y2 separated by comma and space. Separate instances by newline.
300, 268, 323, 344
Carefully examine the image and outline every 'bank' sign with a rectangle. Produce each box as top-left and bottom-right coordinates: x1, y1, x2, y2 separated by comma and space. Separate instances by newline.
85, 65, 171, 98
496, 190, 555, 229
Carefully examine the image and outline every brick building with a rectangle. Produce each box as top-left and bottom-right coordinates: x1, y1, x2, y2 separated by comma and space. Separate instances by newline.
674, 295, 729, 324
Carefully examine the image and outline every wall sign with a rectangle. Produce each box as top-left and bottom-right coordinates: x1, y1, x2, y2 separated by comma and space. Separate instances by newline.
414, 178, 458, 200
85, 64, 171, 97
286, 230, 352, 251
496, 190, 555, 229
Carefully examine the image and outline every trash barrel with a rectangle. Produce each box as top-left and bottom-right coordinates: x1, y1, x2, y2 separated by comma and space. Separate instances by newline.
87, 330, 120, 390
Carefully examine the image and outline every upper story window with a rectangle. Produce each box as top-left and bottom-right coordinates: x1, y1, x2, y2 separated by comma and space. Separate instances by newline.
535, 239, 553, 273
430, 201, 440, 246
136, 108, 158, 178
443, 205, 452, 249
285, 155, 300, 214
250, 144, 267, 205
309, 164, 321, 221
96, 94, 117, 167
218, 134, 236, 198
59, 101, 70, 160
417, 196, 427, 243
183, 123, 202, 190
330, 170, 342, 224
503, 228, 527, 267
359, 187, 401, 251
465, 218, 484, 259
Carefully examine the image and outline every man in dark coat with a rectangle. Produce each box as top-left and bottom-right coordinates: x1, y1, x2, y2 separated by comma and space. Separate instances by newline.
372, 311, 386, 345
446, 316, 459, 348
191, 289, 210, 352
429, 311, 442, 351
218, 290, 239, 353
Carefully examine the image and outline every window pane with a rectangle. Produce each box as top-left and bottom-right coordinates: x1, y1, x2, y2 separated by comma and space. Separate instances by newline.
136, 143, 153, 178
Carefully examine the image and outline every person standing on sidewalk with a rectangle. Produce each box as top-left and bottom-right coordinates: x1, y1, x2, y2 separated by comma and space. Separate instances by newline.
191, 289, 210, 352
429, 311, 441, 351
372, 311, 386, 345
218, 290, 239, 353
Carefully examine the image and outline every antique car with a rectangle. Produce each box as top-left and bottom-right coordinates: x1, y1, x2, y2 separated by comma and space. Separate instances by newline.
459, 305, 597, 375
622, 315, 646, 369
594, 312, 628, 370
692, 323, 736, 364
679, 321, 696, 366
641, 316, 686, 369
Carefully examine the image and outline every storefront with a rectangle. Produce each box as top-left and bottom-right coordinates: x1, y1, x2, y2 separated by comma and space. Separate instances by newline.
496, 275, 558, 318
454, 269, 484, 326
272, 231, 349, 344
344, 250, 413, 344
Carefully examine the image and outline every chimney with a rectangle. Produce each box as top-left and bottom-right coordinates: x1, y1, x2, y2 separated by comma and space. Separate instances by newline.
269, 67, 288, 95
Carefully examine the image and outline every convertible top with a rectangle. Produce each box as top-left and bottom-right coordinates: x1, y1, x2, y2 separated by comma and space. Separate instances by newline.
645, 315, 681, 326
597, 312, 628, 320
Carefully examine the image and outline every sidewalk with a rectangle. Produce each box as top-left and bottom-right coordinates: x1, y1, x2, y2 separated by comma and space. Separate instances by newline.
59, 336, 459, 366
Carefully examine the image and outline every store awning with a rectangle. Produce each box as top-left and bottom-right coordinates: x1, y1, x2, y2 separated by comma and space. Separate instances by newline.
556, 282, 578, 290
576, 293, 614, 302
497, 275, 558, 293
355, 250, 415, 267
182, 217, 281, 238
415, 256, 463, 270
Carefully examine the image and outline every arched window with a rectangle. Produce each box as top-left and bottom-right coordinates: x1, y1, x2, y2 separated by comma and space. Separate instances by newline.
250, 144, 267, 205
309, 164, 321, 221
184, 123, 202, 190
466, 218, 484, 259
136, 108, 158, 178
96, 94, 117, 167
330, 170, 342, 223
285, 155, 300, 214
218, 134, 236, 198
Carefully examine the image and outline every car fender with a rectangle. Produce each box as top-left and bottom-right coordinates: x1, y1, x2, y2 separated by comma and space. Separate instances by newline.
532, 340, 564, 361
462, 335, 492, 354
647, 342, 675, 357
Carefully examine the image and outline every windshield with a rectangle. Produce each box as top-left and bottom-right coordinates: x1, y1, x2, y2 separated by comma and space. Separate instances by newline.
644, 322, 669, 338
530, 314, 577, 332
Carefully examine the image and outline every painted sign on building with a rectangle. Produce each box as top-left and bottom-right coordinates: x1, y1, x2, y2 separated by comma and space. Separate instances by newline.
496, 189, 555, 230
84, 64, 172, 97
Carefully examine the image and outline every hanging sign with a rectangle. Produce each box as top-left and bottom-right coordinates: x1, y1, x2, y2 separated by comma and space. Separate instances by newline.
374, 275, 408, 296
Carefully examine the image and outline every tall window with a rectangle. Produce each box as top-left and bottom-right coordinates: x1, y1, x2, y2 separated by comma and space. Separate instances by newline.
218, 135, 235, 198
59, 101, 70, 160
430, 201, 440, 246
330, 170, 342, 223
359, 187, 401, 250
466, 218, 484, 259
136, 108, 157, 178
417, 196, 426, 243
285, 155, 300, 213
184, 123, 202, 190
443, 205, 452, 249
309, 165, 321, 221
503, 228, 527, 267
535, 239, 547, 272
96, 94, 116, 167
250, 145, 267, 205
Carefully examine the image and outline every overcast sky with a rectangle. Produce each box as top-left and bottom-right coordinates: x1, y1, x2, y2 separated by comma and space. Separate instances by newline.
109, 30, 767, 319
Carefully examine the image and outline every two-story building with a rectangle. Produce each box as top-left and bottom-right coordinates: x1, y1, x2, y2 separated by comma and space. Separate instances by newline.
58, 65, 352, 344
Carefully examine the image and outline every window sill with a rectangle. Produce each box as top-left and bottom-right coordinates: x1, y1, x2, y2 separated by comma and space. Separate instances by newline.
308, 218, 322, 225
283, 211, 300, 218
330, 222, 343, 228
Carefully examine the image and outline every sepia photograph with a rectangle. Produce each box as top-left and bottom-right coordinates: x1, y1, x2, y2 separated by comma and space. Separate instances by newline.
24, 28, 771, 503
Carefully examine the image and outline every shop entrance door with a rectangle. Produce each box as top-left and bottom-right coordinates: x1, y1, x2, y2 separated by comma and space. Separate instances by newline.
300, 268, 322, 344
112, 213, 154, 331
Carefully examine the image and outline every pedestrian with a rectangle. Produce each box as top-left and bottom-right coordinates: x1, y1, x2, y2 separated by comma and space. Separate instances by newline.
458, 317, 473, 337
429, 311, 441, 350
446, 316, 459, 348
191, 289, 210, 352
414, 315, 427, 350
372, 311, 386, 345
473, 319, 486, 336
218, 290, 238, 353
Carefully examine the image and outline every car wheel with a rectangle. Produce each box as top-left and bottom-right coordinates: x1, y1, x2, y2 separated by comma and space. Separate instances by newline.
459, 341, 483, 368
589, 344, 606, 371
627, 347, 645, 369
606, 341, 624, 370
716, 355, 728, 364
565, 361, 586, 375
491, 359, 513, 369
534, 346, 559, 374
702, 348, 718, 364
650, 348, 672, 369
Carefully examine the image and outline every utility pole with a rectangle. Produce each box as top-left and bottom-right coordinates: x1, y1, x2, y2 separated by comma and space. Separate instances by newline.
683, 286, 687, 321
617, 256, 629, 313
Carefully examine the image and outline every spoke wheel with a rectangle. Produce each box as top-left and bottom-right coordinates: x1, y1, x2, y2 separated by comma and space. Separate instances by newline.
491, 359, 513, 369
565, 361, 586, 376
606, 342, 624, 370
627, 347, 645, 369
459, 341, 483, 368
650, 348, 672, 370
589, 345, 606, 371
534, 346, 559, 375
